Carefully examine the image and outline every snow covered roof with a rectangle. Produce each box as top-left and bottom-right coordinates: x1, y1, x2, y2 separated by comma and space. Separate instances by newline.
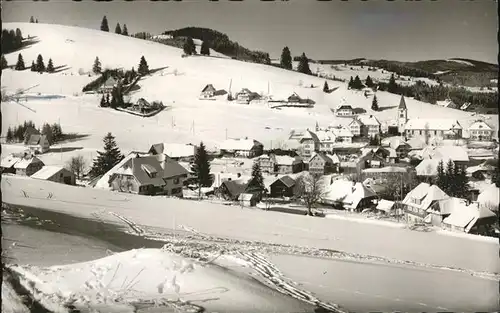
436, 99, 454, 108
326, 153, 340, 164
468, 120, 493, 131
465, 162, 496, 175
405, 119, 463, 131
406, 137, 427, 150
275, 155, 299, 166
363, 166, 407, 174
238, 193, 257, 201
219, 138, 263, 151
376, 199, 395, 213
415, 158, 452, 176
330, 126, 353, 138
93, 152, 153, 189
477, 183, 499, 210
382, 137, 410, 150
150, 143, 197, 159
424, 146, 469, 162
31, 166, 71, 180
344, 182, 377, 209
13, 156, 44, 169
431, 197, 467, 215
271, 175, 296, 188
403, 183, 449, 212
322, 179, 355, 203
442, 203, 495, 231
357, 114, 381, 126
1, 155, 19, 168
315, 130, 337, 142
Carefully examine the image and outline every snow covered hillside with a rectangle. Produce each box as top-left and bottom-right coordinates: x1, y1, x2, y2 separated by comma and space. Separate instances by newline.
2, 23, 498, 157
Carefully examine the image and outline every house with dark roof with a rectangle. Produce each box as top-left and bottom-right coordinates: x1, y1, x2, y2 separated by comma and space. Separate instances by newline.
235, 88, 259, 104
308, 152, 337, 175
1, 153, 45, 176
287, 92, 302, 103
335, 104, 354, 117
108, 154, 188, 196
200, 84, 217, 100
23, 126, 40, 143
217, 179, 249, 201
269, 175, 297, 198
100, 76, 118, 93
25, 134, 50, 154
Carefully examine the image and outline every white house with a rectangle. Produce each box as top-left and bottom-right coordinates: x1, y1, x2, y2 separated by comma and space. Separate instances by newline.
468, 120, 494, 141
330, 126, 353, 143
348, 118, 363, 137
219, 138, 264, 158
200, 84, 217, 99
314, 130, 338, 153
149, 143, 198, 161
235, 88, 253, 104
335, 103, 354, 117
404, 118, 463, 140
26, 134, 50, 154
402, 183, 449, 224
357, 114, 381, 138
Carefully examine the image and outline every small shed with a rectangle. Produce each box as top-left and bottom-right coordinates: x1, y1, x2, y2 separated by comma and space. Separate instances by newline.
376, 199, 395, 214
238, 193, 258, 207
270, 175, 296, 198
31, 166, 76, 185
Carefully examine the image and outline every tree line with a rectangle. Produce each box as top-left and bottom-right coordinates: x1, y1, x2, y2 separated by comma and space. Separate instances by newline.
1, 28, 24, 54
100, 16, 129, 36
435, 159, 469, 198
6, 120, 63, 145
8, 53, 56, 73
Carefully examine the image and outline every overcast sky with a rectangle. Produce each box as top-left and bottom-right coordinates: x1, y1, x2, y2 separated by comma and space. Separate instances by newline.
2, 0, 498, 64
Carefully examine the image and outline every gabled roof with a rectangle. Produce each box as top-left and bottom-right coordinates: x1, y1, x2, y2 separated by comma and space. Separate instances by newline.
31, 166, 72, 180
315, 130, 337, 142
13, 156, 44, 169
348, 118, 363, 126
150, 143, 197, 158
336, 104, 353, 110
275, 155, 301, 166
271, 175, 296, 188
357, 114, 381, 126
405, 119, 463, 131
330, 126, 353, 138
23, 126, 40, 137
398, 95, 407, 110
343, 182, 377, 209
221, 179, 248, 198
468, 120, 493, 131
376, 199, 395, 213
299, 130, 320, 143
423, 146, 469, 162
134, 98, 151, 107
431, 197, 467, 215
219, 138, 263, 151
477, 183, 499, 208
103, 76, 117, 87
201, 84, 216, 93
238, 193, 257, 201
404, 183, 449, 211
1, 155, 20, 168
326, 153, 341, 164
122, 156, 165, 186
309, 152, 333, 164
27, 134, 43, 145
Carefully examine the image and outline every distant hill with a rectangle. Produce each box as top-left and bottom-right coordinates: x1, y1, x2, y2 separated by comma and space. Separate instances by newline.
317, 58, 499, 87
162, 27, 271, 65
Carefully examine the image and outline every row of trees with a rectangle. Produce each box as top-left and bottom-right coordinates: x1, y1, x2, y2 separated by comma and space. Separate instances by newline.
2, 28, 23, 54
6, 120, 63, 145
435, 160, 469, 198
100, 16, 129, 35
29, 16, 39, 23
279, 47, 312, 75
12, 53, 55, 73
182, 37, 211, 56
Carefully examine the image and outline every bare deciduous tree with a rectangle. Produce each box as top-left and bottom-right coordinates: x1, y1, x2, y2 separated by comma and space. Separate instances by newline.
296, 173, 325, 216
67, 155, 87, 180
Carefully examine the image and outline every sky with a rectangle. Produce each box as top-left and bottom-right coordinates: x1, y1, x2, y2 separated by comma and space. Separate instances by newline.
2, 0, 498, 64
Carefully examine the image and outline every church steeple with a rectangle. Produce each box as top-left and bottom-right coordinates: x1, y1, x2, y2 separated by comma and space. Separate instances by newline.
397, 95, 408, 134
398, 95, 407, 110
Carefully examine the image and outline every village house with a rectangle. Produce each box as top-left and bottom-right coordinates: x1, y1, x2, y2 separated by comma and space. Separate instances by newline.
100, 76, 118, 93
108, 153, 188, 196
1, 153, 45, 177
199, 84, 216, 100
149, 143, 198, 162
31, 166, 76, 185
275, 155, 304, 174
339, 151, 370, 175
23, 126, 40, 142
294, 130, 320, 158
381, 137, 411, 159
269, 175, 297, 198
477, 183, 499, 213
219, 138, 264, 158
357, 114, 381, 138
376, 199, 396, 215
315, 129, 337, 153
322, 180, 377, 211
308, 152, 337, 176
466, 161, 497, 180
238, 193, 258, 207
130, 98, 161, 113
441, 202, 496, 234
402, 183, 449, 224
468, 120, 494, 141
287, 92, 302, 103
26, 134, 50, 154
216, 178, 249, 201
421, 145, 470, 168
335, 103, 354, 117
235, 88, 257, 104
348, 118, 363, 137
425, 197, 469, 227
330, 126, 354, 143
255, 154, 276, 173
404, 118, 463, 141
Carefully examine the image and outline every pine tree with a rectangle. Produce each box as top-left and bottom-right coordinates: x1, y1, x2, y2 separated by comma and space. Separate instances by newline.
191, 142, 212, 199
36, 54, 45, 73
35, 19, 38, 23
110, 87, 118, 109
366, 75, 374, 88
92, 57, 102, 74
115, 23, 122, 34
41, 123, 54, 145
200, 41, 210, 56
1, 55, 7, 69
388, 74, 398, 93
323, 81, 329, 93
100, 94, 106, 107
6, 127, 14, 143
30, 16, 35, 23
51, 123, 63, 142
137, 56, 149, 75
247, 161, 265, 198
47, 58, 54, 73
30, 61, 36, 71
371, 95, 379, 111
100, 16, 109, 32
353, 75, 363, 89
280, 46, 292, 70
15, 53, 25, 70
297, 52, 311, 75
89, 132, 124, 178
15, 28, 23, 47
122, 24, 129, 36
183, 37, 196, 55
436, 159, 447, 192
445, 159, 455, 195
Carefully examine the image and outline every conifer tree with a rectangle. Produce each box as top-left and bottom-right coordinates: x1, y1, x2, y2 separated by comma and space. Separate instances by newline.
137, 56, 149, 75
92, 57, 102, 74
100, 94, 106, 107
183, 37, 196, 55
47, 58, 54, 73
89, 132, 124, 178
1, 55, 8, 69
371, 95, 379, 111
6, 127, 14, 143
115, 23, 122, 35
30, 16, 35, 23
323, 81, 329, 93
15, 53, 25, 70
191, 142, 212, 199
51, 123, 63, 142
35, 19, 38, 23
436, 160, 447, 192
110, 87, 118, 109
297, 52, 312, 75
105, 93, 110, 106
247, 161, 265, 199
353, 75, 363, 89
366, 75, 374, 88
100, 16, 109, 32
280, 46, 292, 70
122, 24, 129, 36
30, 61, 36, 72
36, 54, 45, 73
388, 74, 398, 93
41, 123, 54, 145
15, 28, 23, 47
200, 41, 210, 56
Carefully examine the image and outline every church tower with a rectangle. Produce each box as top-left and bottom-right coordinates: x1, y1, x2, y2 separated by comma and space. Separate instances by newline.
397, 95, 408, 134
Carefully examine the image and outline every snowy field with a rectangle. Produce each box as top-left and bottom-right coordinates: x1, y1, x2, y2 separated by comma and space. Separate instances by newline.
2, 23, 498, 160
2, 175, 499, 276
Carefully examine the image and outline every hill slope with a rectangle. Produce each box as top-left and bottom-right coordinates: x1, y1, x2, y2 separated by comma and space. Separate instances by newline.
1, 23, 498, 162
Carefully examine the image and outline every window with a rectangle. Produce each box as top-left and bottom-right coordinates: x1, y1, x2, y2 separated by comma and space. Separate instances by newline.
174, 177, 180, 184
400, 113, 405, 118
